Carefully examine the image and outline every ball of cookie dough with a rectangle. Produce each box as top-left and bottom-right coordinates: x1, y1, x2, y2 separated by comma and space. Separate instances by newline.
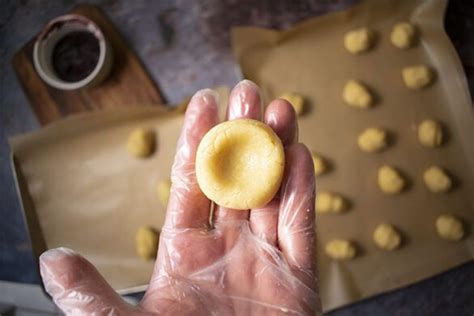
418, 119, 443, 147
391, 22, 416, 49
343, 80, 373, 109
344, 27, 374, 54
312, 152, 327, 176
373, 223, 402, 250
315, 191, 346, 214
157, 179, 171, 206
423, 166, 452, 193
325, 239, 357, 260
135, 226, 159, 261
436, 214, 464, 241
127, 128, 156, 158
402, 65, 434, 89
358, 128, 387, 152
196, 119, 284, 210
279, 93, 304, 116
378, 165, 405, 194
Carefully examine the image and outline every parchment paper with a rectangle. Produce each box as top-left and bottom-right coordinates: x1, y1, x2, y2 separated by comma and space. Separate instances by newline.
232, 0, 473, 311
10, 88, 228, 294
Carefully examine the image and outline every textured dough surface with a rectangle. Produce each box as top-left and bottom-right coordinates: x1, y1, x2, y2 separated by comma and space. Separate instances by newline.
311, 152, 327, 176
344, 27, 374, 54
402, 65, 433, 89
157, 179, 171, 206
378, 165, 405, 194
343, 80, 373, 109
196, 119, 284, 210
373, 223, 401, 250
315, 191, 346, 214
358, 127, 387, 152
135, 226, 159, 260
325, 239, 356, 260
279, 93, 304, 116
423, 166, 452, 193
126, 128, 155, 158
391, 22, 416, 49
436, 214, 464, 241
418, 119, 443, 147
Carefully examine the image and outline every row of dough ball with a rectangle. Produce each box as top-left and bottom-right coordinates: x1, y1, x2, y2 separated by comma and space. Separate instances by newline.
278, 63, 434, 117
315, 165, 453, 215
326, 214, 465, 260
344, 22, 417, 54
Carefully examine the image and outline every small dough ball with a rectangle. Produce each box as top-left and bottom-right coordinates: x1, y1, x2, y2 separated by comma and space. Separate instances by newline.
279, 93, 304, 116
402, 65, 434, 89
344, 27, 374, 54
157, 179, 171, 206
312, 152, 327, 176
325, 239, 357, 260
373, 223, 402, 250
316, 191, 346, 214
436, 214, 464, 241
423, 166, 452, 193
343, 80, 373, 109
135, 226, 159, 261
127, 128, 155, 158
358, 128, 387, 152
196, 119, 284, 210
378, 166, 405, 194
391, 22, 416, 49
418, 119, 443, 147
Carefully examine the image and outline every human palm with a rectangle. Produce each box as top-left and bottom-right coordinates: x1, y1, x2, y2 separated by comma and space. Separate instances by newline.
40, 80, 320, 315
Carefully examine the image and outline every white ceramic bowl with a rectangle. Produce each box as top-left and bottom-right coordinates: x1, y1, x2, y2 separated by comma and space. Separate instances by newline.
33, 14, 113, 90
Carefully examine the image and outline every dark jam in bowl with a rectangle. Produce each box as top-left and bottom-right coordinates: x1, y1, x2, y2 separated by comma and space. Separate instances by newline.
52, 31, 100, 82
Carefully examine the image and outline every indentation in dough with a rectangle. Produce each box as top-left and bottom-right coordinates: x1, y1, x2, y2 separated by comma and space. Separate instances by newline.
418, 119, 443, 147
196, 119, 284, 210
315, 191, 347, 214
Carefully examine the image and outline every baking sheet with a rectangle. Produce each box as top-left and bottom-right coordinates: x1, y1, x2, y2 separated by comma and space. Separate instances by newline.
232, 0, 474, 311
10, 89, 228, 294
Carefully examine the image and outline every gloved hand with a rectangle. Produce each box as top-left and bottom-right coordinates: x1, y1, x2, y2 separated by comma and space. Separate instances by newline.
39, 80, 320, 315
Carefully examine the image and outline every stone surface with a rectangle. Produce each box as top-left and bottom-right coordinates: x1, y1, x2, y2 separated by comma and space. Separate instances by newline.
0, 0, 473, 314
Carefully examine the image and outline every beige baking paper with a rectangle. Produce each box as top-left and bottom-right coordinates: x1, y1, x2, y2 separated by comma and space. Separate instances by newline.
10, 88, 229, 294
232, 0, 473, 311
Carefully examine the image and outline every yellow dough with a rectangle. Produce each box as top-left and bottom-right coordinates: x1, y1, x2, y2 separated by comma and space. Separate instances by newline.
373, 223, 401, 250
378, 166, 405, 194
126, 128, 155, 158
358, 128, 387, 152
311, 152, 327, 176
279, 93, 304, 116
402, 65, 434, 89
343, 80, 373, 109
391, 22, 416, 49
315, 191, 346, 214
344, 27, 374, 54
325, 239, 356, 260
135, 226, 159, 261
436, 214, 464, 241
418, 119, 443, 147
423, 166, 452, 193
196, 119, 284, 210
157, 179, 171, 206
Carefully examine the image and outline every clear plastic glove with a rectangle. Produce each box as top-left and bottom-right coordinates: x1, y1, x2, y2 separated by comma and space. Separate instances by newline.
39, 80, 320, 315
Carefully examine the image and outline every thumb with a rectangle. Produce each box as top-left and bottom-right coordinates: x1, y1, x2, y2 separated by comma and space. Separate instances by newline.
40, 247, 134, 315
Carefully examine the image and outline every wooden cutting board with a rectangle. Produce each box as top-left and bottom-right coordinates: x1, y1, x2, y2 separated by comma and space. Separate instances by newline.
12, 4, 165, 126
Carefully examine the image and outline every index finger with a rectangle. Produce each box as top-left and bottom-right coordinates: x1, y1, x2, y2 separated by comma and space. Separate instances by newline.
164, 89, 219, 230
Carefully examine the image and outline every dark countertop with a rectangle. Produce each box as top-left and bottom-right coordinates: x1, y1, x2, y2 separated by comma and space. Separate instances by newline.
0, 0, 472, 314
